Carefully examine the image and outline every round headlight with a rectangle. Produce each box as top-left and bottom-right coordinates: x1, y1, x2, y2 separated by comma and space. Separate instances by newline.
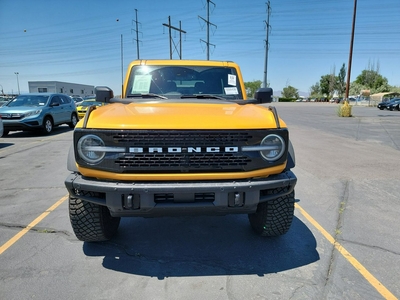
260, 134, 285, 161
77, 135, 105, 164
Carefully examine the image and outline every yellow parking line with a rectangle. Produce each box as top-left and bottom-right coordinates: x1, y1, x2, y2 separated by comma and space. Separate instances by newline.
0, 195, 68, 255
0, 196, 397, 299
295, 203, 397, 300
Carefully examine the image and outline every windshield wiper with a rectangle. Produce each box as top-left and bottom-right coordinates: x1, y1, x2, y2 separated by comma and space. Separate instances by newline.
127, 93, 168, 99
180, 94, 227, 100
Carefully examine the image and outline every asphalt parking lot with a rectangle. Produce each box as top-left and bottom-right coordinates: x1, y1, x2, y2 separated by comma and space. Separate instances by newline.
0, 102, 399, 300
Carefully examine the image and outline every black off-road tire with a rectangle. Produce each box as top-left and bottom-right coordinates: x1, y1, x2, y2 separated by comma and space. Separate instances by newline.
68, 113, 78, 128
69, 196, 121, 242
248, 190, 295, 237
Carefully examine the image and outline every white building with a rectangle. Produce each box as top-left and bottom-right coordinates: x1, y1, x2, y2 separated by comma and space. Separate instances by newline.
28, 81, 94, 97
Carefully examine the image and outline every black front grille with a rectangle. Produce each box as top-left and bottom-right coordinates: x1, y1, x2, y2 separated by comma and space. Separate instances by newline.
74, 129, 288, 174
112, 131, 252, 145
115, 153, 250, 169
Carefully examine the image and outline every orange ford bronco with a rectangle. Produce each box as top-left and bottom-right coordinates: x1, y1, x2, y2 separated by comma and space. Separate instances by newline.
65, 59, 297, 242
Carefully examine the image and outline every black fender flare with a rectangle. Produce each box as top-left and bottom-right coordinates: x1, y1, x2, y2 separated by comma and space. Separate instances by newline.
286, 140, 296, 170
67, 145, 78, 172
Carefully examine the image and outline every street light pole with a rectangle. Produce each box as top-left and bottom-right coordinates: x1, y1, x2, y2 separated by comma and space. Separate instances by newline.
14, 72, 20, 94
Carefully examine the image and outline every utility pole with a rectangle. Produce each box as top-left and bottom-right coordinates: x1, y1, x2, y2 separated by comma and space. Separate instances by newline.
116, 19, 125, 96
199, 0, 217, 60
163, 16, 186, 59
263, 1, 271, 88
132, 9, 141, 59
345, 0, 357, 101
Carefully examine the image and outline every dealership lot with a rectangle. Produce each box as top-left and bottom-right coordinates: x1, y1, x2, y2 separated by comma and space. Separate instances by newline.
0, 102, 399, 299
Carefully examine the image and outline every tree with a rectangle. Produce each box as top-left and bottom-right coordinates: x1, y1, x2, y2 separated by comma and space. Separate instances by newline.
349, 69, 390, 95
309, 82, 320, 97
282, 85, 299, 99
351, 60, 391, 94
348, 82, 365, 96
355, 70, 389, 91
391, 85, 400, 93
244, 80, 263, 98
329, 65, 336, 98
319, 75, 332, 96
337, 63, 346, 97
312, 61, 394, 98
349, 79, 391, 96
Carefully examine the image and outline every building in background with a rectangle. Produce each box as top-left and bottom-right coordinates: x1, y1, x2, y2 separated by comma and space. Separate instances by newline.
28, 81, 94, 97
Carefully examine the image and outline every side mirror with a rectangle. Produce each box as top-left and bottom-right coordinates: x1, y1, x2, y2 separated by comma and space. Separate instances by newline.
95, 86, 114, 103
254, 88, 273, 103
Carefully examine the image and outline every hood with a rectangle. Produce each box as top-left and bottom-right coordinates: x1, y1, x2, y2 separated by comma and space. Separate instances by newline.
0, 106, 43, 114
80, 102, 286, 130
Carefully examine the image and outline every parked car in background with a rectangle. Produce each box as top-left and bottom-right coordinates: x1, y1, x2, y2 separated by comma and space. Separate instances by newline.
386, 99, 400, 111
76, 99, 105, 119
0, 96, 13, 107
0, 93, 78, 136
377, 98, 400, 110
71, 96, 84, 105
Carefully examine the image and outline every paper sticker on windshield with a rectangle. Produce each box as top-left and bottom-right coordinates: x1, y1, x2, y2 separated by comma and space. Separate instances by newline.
224, 87, 238, 95
132, 75, 152, 93
228, 74, 236, 86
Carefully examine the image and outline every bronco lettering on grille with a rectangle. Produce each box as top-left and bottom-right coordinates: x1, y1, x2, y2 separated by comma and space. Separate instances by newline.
128, 147, 239, 153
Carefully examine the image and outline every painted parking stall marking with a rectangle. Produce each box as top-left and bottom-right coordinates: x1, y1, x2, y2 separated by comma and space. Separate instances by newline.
0, 195, 68, 255
0, 195, 397, 299
296, 203, 397, 300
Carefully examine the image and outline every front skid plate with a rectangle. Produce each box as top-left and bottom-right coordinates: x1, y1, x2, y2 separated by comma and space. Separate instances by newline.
65, 171, 297, 217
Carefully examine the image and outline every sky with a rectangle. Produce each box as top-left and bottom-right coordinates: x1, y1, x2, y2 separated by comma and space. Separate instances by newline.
1, 0, 400, 96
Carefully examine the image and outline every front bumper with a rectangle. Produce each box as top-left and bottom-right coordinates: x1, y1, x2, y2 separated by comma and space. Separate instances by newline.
2, 118, 43, 131
65, 171, 297, 217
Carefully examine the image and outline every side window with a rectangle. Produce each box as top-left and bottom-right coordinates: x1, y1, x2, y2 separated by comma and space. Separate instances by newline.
61, 95, 71, 104
50, 96, 61, 105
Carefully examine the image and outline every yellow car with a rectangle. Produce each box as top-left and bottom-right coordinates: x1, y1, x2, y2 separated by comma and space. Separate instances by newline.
76, 99, 104, 119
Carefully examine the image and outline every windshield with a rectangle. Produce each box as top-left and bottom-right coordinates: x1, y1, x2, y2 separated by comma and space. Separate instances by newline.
7, 95, 49, 107
79, 100, 102, 107
126, 65, 243, 100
